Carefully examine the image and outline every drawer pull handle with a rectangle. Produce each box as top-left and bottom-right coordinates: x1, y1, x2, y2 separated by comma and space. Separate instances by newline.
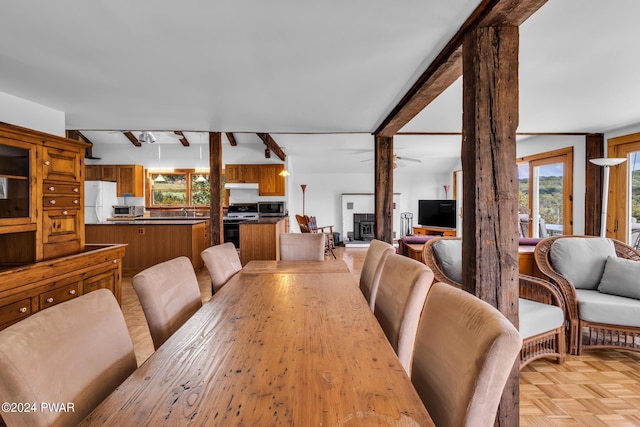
112, 260, 118, 264
48, 186, 55, 191
46, 297, 54, 303
44, 160, 51, 166
73, 188, 79, 192
19, 307, 27, 313
49, 200, 56, 205
69, 290, 76, 295
62, 211, 68, 215
73, 199, 79, 204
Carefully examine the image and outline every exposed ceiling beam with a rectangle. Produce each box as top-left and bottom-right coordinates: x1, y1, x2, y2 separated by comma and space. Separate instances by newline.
374, 0, 548, 137
174, 131, 189, 146
256, 133, 286, 161
123, 131, 142, 147
225, 132, 238, 146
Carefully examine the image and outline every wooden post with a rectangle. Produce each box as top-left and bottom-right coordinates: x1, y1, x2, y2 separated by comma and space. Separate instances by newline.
374, 135, 394, 243
209, 132, 223, 246
585, 133, 605, 236
462, 26, 520, 426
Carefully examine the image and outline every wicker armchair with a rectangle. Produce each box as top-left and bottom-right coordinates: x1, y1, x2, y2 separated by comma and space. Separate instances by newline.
534, 235, 640, 355
422, 237, 566, 368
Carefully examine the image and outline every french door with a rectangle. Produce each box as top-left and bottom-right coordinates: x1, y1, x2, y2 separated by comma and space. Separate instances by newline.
517, 148, 573, 238
609, 134, 640, 247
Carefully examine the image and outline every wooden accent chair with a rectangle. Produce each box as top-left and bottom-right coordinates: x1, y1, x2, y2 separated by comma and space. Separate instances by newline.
0, 289, 137, 427
201, 242, 242, 294
422, 237, 565, 368
279, 232, 325, 261
295, 214, 336, 258
133, 256, 203, 350
411, 282, 522, 427
534, 235, 640, 355
374, 253, 434, 374
359, 239, 395, 310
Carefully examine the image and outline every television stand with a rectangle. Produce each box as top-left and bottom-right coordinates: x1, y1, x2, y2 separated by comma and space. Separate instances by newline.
412, 226, 457, 237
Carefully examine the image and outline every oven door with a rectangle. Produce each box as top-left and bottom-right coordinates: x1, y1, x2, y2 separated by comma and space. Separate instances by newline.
223, 220, 241, 248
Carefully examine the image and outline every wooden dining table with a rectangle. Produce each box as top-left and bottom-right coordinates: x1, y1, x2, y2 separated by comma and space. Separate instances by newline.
240, 259, 352, 274
80, 261, 433, 426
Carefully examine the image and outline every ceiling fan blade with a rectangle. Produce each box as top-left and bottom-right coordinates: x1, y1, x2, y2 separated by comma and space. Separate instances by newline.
396, 156, 422, 163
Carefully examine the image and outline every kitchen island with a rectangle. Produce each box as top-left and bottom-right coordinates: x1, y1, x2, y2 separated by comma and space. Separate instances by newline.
239, 216, 289, 265
85, 219, 210, 273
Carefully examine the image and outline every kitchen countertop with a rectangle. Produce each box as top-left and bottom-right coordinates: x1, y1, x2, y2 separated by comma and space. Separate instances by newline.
240, 217, 287, 224
92, 219, 209, 225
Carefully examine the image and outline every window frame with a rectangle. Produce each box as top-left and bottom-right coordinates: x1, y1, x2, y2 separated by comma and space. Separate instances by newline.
145, 168, 211, 208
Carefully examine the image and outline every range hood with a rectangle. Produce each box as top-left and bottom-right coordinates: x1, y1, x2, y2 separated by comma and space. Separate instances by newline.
224, 182, 259, 190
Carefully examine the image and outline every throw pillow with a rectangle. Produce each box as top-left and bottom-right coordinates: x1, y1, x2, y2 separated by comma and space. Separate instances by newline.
549, 238, 616, 289
433, 239, 462, 284
597, 255, 640, 300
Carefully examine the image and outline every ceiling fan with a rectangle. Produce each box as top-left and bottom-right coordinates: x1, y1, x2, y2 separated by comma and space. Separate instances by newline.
361, 153, 423, 168
108, 131, 184, 144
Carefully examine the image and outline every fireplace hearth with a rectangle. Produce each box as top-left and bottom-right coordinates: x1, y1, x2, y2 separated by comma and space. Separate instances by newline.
353, 213, 375, 241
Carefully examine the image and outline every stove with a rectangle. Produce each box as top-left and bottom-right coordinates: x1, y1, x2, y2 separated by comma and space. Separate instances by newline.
223, 204, 259, 247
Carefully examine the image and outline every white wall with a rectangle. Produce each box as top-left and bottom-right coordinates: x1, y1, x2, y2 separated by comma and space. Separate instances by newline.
0, 91, 65, 136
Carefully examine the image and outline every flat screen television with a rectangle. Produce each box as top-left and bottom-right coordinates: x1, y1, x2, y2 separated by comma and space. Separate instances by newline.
418, 199, 457, 228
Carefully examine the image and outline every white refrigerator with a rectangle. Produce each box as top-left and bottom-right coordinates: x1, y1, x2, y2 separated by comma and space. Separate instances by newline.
84, 181, 119, 223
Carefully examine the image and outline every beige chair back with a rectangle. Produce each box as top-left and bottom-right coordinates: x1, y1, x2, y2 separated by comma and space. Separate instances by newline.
359, 239, 395, 310
201, 242, 242, 294
411, 282, 522, 427
279, 233, 325, 261
374, 254, 434, 374
133, 256, 203, 350
0, 289, 137, 427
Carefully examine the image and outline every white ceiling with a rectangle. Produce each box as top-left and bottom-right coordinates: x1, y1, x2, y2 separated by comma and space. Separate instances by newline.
1, 1, 639, 173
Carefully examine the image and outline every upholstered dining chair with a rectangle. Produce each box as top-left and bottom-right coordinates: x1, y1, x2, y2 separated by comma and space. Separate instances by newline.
296, 214, 336, 258
0, 289, 137, 427
374, 253, 434, 374
279, 232, 325, 261
411, 282, 522, 427
201, 242, 242, 294
133, 256, 203, 350
359, 239, 395, 310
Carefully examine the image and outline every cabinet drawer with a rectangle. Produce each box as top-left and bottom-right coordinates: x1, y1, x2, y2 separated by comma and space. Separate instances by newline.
43, 195, 81, 209
43, 182, 81, 196
39, 282, 79, 310
0, 298, 32, 327
84, 269, 117, 295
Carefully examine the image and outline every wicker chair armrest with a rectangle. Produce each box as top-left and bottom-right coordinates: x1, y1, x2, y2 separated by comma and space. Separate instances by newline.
518, 274, 565, 313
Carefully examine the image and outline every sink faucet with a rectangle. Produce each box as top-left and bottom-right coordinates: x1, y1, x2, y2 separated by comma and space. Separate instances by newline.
182, 207, 187, 217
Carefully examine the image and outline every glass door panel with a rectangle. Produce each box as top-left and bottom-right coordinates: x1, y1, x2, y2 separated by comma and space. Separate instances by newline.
531, 161, 564, 237
518, 164, 530, 237
630, 151, 640, 249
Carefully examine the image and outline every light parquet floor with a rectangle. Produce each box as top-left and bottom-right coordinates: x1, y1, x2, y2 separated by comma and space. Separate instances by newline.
121, 246, 640, 426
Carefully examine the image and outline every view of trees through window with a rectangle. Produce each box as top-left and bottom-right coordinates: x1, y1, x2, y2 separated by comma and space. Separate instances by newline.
518, 175, 563, 226
150, 171, 211, 206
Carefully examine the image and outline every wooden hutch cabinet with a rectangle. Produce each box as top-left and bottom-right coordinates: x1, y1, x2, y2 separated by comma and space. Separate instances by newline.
0, 123, 125, 331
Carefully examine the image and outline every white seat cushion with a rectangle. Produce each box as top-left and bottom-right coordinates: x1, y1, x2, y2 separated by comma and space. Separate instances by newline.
518, 298, 564, 339
576, 289, 640, 328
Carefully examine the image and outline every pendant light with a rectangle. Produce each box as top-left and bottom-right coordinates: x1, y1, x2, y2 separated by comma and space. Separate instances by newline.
154, 145, 166, 182
195, 144, 207, 182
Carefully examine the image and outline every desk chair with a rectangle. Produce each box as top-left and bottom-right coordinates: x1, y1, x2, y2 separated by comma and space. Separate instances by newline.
0, 289, 137, 427
133, 256, 203, 350
359, 239, 395, 310
279, 233, 325, 261
374, 254, 434, 374
201, 242, 242, 294
411, 282, 522, 427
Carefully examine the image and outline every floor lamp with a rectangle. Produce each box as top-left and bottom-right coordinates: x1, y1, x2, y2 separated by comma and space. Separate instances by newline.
300, 184, 307, 215
590, 157, 626, 237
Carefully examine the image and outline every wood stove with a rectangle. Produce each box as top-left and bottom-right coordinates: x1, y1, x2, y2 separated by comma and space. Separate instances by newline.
353, 213, 375, 241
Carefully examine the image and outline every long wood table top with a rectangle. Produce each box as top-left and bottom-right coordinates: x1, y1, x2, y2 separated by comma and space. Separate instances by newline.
80, 268, 433, 426
240, 259, 351, 274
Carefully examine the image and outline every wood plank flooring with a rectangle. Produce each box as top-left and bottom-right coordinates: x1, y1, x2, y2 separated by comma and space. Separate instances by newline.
121, 246, 640, 426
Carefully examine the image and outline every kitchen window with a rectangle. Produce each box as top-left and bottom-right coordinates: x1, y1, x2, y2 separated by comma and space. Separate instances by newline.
147, 169, 211, 207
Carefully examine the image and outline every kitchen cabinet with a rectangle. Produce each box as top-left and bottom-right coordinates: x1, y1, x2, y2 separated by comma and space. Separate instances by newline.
225, 164, 259, 183
86, 164, 117, 181
116, 164, 144, 197
258, 164, 285, 196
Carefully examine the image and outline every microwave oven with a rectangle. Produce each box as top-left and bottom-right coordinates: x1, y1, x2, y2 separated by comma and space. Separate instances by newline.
112, 205, 145, 217
257, 202, 286, 217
